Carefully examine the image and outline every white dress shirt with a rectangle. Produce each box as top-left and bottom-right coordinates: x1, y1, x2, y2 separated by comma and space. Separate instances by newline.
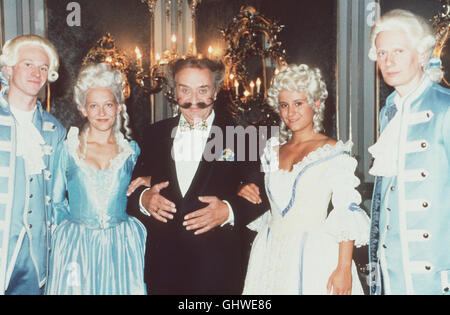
139, 111, 234, 226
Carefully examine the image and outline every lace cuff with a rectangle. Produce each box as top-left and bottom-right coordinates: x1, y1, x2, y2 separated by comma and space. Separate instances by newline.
324, 207, 370, 247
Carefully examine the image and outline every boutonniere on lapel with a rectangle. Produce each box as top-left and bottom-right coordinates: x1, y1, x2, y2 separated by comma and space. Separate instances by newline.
218, 148, 235, 161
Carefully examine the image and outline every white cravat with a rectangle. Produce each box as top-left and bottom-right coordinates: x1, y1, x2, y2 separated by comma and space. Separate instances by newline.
368, 76, 431, 177
368, 94, 403, 177
10, 105, 46, 175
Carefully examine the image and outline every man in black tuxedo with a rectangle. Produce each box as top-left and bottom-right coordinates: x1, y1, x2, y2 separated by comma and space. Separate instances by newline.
127, 57, 267, 295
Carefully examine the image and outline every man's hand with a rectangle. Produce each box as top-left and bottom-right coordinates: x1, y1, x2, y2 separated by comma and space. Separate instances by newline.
142, 181, 176, 223
127, 176, 151, 196
237, 183, 262, 204
183, 196, 229, 235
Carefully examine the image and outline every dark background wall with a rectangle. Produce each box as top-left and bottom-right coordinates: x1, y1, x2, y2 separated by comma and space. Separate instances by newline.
47, 0, 150, 143
46, 0, 445, 143
196, 0, 337, 136
46, 0, 337, 141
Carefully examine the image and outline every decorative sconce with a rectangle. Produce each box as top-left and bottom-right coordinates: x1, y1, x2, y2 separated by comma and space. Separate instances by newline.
220, 6, 287, 126
82, 33, 131, 99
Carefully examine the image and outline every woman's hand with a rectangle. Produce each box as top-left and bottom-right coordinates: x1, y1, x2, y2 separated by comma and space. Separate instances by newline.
237, 183, 262, 204
326, 267, 352, 295
127, 176, 151, 196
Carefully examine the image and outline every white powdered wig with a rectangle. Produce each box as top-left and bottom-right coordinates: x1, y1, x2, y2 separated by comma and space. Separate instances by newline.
73, 63, 132, 157
267, 64, 328, 142
0, 34, 60, 83
368, 9, 443, 83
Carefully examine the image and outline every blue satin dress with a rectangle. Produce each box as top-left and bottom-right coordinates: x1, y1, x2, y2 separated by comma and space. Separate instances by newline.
46, 127, 147, 295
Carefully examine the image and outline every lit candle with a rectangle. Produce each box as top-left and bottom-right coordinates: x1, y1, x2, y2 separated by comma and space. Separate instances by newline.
234, 80, 239, 96
135, 47, 142, 69
188, 37, 194, 54
171, 34, 177, 51
155, 53, 161, 64
250, 81, 255, 95
229, 74, 234, 80
244, 90, 250, 100
256, 78, 261, 94
208, 46, 213, 59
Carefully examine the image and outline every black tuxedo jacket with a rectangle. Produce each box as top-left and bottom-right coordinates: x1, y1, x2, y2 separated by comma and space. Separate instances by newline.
128, 114, 267, 295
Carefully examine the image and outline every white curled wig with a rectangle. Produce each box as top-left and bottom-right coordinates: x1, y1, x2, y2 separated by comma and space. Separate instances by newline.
73, 63, 132, 157
368, 9, 443, 83
0, 34, 60, 84
267, 64, 328, 143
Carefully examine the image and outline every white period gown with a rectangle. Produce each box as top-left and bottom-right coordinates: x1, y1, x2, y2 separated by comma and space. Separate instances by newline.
243, 138, 370, 295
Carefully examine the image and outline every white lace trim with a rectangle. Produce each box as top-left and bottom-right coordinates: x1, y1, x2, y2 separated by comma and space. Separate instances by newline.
262, 137, 353, 174
66, 126, 134, 173
324, 208, 370, 248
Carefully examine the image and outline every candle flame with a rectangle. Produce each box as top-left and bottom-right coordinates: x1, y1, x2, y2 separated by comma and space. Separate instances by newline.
135, 47, 142, 59
171, 35, 177, 43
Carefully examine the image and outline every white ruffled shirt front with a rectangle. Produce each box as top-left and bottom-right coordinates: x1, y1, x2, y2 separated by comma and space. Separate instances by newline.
10, 105, 46, 175
368, 76, 432, 177
368, 94, 404, 177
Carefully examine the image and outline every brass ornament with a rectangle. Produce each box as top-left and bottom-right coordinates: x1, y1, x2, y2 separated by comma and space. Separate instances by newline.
82, 33, 131, 99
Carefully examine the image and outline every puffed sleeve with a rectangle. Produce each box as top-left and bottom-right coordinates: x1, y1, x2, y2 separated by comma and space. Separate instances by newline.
323, 154, 370, 247
51, 140, 70, 229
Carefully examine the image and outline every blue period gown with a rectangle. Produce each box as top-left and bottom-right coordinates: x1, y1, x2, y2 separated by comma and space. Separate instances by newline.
46, 127, 147, 295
